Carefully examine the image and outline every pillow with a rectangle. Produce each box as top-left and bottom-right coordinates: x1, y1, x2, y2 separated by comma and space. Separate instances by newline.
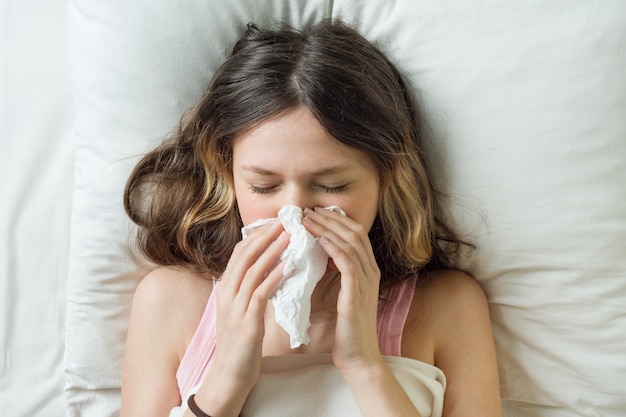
66, 1, 626, 416
66, 2, 331, 416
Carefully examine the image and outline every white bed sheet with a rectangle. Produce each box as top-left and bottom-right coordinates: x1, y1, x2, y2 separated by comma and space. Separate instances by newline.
0, 0, 73, 416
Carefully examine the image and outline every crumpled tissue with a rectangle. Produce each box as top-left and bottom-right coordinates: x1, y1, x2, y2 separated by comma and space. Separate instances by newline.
241, 205, 344, 348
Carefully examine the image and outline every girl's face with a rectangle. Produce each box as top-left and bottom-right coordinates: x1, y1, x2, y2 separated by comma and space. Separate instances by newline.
233, 106, 380, 231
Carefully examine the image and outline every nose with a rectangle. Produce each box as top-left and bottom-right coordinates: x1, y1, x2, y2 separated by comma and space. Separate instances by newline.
281, 185, 316, 212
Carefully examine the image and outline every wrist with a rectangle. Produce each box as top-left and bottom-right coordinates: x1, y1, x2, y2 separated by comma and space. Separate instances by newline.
337, 355, 388, 384
192, 377, 251, 417
187, 394, 213, 417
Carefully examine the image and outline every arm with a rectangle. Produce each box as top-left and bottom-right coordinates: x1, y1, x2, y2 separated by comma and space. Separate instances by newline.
339, 358, 424, 417
342, 272, 503, 417
121, 268, 206, 416
179, 220, 289, 417
122, 222, 288, 417
304, 207, 423, 417
418, 271, 502, 417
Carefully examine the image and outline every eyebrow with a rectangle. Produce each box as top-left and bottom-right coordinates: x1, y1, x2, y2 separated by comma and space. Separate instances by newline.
239, 164, 353, 176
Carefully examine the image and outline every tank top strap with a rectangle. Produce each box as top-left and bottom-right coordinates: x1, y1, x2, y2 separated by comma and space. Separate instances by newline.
376, 275, 418, 356
176, 280, 218, 398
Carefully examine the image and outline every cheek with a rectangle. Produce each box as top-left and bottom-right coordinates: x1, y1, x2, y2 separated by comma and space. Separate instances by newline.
236, 200, 254, 226
341, 189, 380, 232
234, 192, 261, 226
357, 203, 379, 232
364, 181, 382, 229
233, 180, 254, 225
234, 188, 277, 226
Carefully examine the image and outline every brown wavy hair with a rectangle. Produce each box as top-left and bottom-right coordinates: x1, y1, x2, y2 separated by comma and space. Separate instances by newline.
124, 20, 468, 289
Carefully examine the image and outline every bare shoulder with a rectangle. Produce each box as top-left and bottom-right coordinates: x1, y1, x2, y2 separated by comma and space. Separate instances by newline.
121, 266, 215, 415
402, 270, 487, 362
406, 269, 491, 355
418, 269, 487, 317
130, 266, 215, 358
134, 266, 214, 310
405, 270, 502, 416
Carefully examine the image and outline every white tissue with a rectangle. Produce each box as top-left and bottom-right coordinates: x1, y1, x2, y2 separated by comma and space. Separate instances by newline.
241, 205, 345, 348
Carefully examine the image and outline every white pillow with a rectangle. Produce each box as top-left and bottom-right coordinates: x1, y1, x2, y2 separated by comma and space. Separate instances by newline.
66, 1, 626, 416
66, 2, 330, 416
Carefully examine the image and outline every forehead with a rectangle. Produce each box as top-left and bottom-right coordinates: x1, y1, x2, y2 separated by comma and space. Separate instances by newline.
232, 107, 369, 168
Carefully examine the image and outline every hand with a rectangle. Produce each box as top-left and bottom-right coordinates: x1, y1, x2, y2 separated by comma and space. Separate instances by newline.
303, 207, 382, 372
205, 220, 289, 396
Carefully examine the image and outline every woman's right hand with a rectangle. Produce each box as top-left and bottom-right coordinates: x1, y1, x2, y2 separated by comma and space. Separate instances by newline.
192, 220, 289, 417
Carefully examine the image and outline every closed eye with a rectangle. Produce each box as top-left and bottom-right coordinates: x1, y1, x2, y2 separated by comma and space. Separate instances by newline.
249, 185, 277, 194
318, 184, 348, 193
249, 184, 348, 194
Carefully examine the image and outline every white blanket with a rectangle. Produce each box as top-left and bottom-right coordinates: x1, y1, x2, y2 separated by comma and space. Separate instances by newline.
171, 354, 445, 417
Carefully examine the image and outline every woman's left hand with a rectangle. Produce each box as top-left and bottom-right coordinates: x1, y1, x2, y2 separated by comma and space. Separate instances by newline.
303, 207, 383, 372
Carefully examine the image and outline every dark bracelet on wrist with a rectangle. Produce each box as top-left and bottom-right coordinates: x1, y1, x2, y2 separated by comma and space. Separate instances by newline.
187, 394, 212, 417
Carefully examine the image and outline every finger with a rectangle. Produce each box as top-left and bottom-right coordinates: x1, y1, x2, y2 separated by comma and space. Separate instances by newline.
317, 235, 362, 297
309, 208, 372, 255
303, 208, 377, 274
221, 220, 284, 295
237, 230, 290, 302
246, 259, 287, 318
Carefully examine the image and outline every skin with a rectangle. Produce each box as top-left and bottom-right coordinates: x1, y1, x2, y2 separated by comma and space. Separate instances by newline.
121, 106, 502, 417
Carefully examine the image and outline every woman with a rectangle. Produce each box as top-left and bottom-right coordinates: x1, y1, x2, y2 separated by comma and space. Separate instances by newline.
121, 20, 501, 417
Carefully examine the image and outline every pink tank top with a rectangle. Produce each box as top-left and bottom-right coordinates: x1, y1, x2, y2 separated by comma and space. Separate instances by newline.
176, 276, 418, 397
